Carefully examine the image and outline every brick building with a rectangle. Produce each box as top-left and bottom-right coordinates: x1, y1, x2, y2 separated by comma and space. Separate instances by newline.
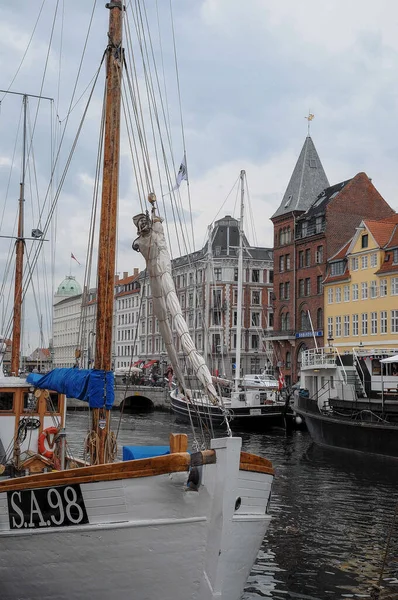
269, 136, 394, 385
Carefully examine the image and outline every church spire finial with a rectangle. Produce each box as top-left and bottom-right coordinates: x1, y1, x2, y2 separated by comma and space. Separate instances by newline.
304, 110, 315, 135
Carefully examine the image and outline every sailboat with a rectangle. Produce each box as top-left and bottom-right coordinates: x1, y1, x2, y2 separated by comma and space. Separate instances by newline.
170, 171, 289, 430
0, 3, 274, 599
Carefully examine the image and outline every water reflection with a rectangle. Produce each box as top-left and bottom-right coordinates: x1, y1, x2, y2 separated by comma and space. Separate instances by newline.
65, 411, 398, 599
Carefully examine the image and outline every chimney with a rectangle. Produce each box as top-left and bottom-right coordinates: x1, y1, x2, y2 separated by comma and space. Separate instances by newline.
114, 274, 119, 284
134, 268, 139, 276
123, 271, 128, 279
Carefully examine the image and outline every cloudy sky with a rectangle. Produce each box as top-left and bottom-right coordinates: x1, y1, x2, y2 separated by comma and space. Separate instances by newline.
0, 0, 397, 351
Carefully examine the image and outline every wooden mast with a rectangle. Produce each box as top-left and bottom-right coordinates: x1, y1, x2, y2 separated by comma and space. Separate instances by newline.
11, 95, 27, 376
93, 0, 123, 463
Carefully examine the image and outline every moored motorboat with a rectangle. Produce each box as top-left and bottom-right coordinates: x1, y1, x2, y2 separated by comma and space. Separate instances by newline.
295, 346, 398, 458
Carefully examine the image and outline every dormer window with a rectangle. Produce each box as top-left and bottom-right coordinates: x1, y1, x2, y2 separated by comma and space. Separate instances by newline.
361, 234, 369, 249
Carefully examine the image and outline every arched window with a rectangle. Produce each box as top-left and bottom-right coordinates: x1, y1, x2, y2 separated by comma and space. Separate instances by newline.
286, 226, 291, 243
286, 351, 291, 369
279, 229, 283, 246
286, 312, 290, 329
281, 313, 286, 330
301, 310, 309, 330
317, 307, 323, 330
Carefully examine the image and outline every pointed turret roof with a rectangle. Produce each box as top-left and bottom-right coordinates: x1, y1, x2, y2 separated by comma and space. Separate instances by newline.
272, 136, 329, 219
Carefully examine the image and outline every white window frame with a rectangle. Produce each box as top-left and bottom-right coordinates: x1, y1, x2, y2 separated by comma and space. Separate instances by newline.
352, 284, 358, 301
353, 314, 358, 336
371, 312, 377, 335
381, 311, 387, 334
361, 282, 368, 300
335, 316, 342, 337
361, 313, 368, 336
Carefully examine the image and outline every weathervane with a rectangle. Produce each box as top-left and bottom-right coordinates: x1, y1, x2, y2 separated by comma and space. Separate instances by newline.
305, 110, 314, 135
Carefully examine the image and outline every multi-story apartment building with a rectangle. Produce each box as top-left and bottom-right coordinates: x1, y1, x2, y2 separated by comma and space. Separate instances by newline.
138, 215, 274, 379
324, 215, 398, 350
270, 136, 394, 385
114, 270, 140, 369
53, 271, 140, 369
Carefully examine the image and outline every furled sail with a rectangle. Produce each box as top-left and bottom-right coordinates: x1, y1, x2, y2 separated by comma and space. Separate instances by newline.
133, 207, 220, 405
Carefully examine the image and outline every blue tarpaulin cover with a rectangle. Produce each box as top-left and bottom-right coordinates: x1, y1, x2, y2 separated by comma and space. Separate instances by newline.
122, 445, 170, 461
26, 368, 115, 409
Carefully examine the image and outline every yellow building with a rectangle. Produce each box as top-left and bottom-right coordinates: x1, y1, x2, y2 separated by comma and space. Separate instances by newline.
324, 215, 398, 351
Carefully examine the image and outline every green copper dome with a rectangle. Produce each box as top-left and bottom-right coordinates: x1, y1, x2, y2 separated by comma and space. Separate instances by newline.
56, 275, 82, 297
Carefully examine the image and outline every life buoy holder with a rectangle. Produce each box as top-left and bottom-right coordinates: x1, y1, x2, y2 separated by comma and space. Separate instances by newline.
38, 426, 59, 459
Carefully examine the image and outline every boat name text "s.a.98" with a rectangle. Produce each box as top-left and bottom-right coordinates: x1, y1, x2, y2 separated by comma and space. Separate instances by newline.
7, 484, 89, 529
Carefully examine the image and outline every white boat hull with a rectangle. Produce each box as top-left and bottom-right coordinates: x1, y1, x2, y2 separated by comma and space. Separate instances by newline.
0, 437, 273, 600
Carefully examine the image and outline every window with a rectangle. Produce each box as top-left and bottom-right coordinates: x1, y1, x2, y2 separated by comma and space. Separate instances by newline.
285, 282, 290, 300
328, 288, 333, 304
380, 279, 387, 297
381, 311, 387, 334
302, 222, 308, 238
299, 251, 304, 268
393, 249, 398, 264
352, 283, 358, 301
344, 285, 350, 302
188, 293, 193, 308
317, 308, 323, 329
361, 234, 369, 248
301, 310, 310, 330
233, 288, 238, 305
269, 270, 274, 283
315, 216, 323, 233
305, 278, 311, 296
251, 334, 259, 349
251, 312, 260, 327
371, 312, 377, 335
352, 257, 359, 271
305, 249, 311, 267
286, 352, 291, 369
252, 269, 260, 282
335, 316, 342, 337
279, 283, 284, 300
392, 310, 398, 334
353, 314, 358, 336
286, 254, 291, 270
335, 287, 341, 303
0, 392, 14, 411
281, 312, 290, 330
327, 317, 333, 339
214, 267, 222, 281
344, 315, 350, 337
371, 253, 378, 267
252, 290, 260, 305
316, 245, 324, 263
361, 282, 368, 300
392, 278, 398, 295
361, 255, 368, 269
370, 281, 378, 299
299, 279, 304, 297
234, 268, 238, 282
233, 311, 238, 326
189, 272, 194, 285
279, 256, 285, 272
330, 261, 345, 276
317, 276, 323, 295
361, 313, 368, 336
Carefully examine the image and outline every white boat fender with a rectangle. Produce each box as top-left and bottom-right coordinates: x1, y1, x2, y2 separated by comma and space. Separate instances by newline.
295, 415, 303, 425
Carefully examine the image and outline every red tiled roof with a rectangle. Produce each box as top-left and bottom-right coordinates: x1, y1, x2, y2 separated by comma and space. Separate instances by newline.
323, 271, 351, 285
115, 289, 140, 298
365, 215, 398, 247
116, 273, 139, 285
384, 224, 398, 250
329, 239, 352, 261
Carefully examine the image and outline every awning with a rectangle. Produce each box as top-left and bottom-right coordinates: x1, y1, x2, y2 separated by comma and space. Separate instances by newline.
142, 359, 158, 369
380, 355, 398, 363
132, 360, 142, 367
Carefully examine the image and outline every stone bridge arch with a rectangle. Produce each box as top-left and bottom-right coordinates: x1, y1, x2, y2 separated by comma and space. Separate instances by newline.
120, 394, 154, 412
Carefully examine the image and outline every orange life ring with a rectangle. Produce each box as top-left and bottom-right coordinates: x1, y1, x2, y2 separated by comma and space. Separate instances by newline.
38, 426, 59, 459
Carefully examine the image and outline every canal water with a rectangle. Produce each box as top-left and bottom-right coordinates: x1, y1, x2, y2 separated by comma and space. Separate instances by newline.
65, 410, 398, 599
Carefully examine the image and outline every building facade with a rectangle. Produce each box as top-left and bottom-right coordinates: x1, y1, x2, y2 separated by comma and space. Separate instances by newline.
114, 270, 140, 369
270, 136, 395, 385
137, 215, 274, 379
324, 215, 398, 351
